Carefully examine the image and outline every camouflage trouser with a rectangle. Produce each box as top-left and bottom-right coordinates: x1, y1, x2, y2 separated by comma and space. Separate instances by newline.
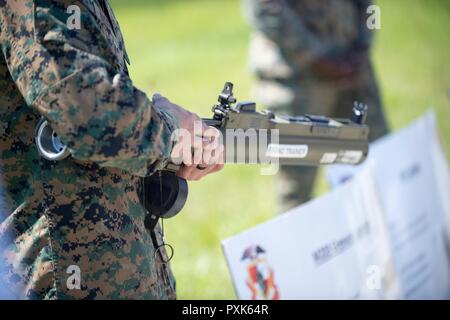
254, 62, 390, 212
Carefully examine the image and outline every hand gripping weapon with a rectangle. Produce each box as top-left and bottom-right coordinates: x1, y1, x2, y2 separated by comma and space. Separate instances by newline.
35, 82, 369, 229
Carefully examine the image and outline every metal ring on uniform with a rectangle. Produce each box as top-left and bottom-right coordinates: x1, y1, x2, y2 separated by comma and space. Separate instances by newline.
154, 243, 174, 264
35, 118, 71, 161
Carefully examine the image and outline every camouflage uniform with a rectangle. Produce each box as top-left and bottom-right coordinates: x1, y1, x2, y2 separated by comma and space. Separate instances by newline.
244, 0, 389, 211
0, 0, 178, 299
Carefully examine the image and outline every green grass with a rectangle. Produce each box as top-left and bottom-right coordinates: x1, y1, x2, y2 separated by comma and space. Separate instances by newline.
110, 0, 450, 299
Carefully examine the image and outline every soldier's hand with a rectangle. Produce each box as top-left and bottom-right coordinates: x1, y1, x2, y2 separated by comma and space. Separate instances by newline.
152, 94, 224, 181
153, 93, 201, 135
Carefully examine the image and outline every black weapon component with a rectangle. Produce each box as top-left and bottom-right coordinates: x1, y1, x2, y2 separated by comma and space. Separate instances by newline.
141, 171, 188, 220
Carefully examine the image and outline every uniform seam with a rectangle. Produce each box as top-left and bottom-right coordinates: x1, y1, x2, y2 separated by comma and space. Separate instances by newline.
34, 131, 61, 299
41, 205, 61, 300
31, 3, 61, 300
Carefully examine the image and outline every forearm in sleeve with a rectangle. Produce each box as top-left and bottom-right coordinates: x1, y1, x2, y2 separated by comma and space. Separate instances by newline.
0, 0, 177, 177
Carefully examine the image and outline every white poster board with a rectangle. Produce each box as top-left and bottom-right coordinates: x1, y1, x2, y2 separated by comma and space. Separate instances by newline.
222, 165, 399, 299
326, 111, 450, 299
223, 111, 450, 300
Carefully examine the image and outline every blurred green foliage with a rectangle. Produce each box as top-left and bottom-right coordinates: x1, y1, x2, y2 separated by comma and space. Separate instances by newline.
110, 0, 449, 299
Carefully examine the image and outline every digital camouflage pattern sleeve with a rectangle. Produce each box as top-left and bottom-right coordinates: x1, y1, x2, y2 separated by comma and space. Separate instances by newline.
0, 0, 178, 177
0, 0, 177, 300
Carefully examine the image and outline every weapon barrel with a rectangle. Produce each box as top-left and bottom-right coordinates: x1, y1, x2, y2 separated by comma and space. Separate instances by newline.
205, 115, 369, 166
217, 130, 368, 166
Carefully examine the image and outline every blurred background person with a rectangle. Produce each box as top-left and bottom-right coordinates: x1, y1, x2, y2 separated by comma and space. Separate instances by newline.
243, 0, 390, 212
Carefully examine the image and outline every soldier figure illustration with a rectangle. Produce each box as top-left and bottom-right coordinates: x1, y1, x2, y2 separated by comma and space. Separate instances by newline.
243, 0, 389, 211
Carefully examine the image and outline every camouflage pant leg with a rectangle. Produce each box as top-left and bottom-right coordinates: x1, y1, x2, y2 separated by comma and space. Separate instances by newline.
253, 62, 389, 213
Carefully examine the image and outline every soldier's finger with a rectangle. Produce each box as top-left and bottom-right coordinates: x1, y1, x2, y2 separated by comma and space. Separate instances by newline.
208, 163, 224, 174
202, 137, 220, 166
208, 144, 224, 166
180, 146, 193, 166
202, 144, 212, 166
188, 166, 214, 181
192, 143, 203, 166
202, 125, 221, 139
